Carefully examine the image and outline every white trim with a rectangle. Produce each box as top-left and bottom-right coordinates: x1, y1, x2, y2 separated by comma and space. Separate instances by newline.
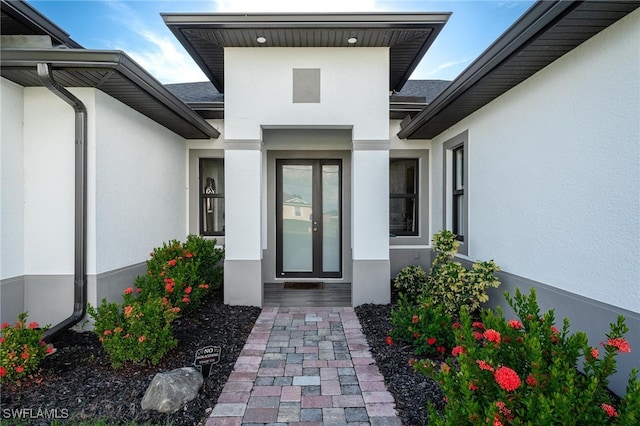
389, 245, 430, 250
224, 139, 263, 150
352, 139, 390, 150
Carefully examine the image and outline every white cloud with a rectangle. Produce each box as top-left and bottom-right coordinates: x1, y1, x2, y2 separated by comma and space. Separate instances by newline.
212, 0, 380, 12
101, 0, 207, 84
125, 32, 208, 84
413, 56, 472, 80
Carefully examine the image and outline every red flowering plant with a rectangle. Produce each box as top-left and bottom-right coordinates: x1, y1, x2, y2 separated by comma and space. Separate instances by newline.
390, 294, 455, 358
87, 236, 222, 368
415, 288, 639, 425
0, 312, 52, 383
87, 292, 178, 368
134, 235, 223, 311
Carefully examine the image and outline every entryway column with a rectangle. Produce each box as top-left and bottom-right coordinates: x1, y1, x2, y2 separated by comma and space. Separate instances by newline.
224, 141, 263, 307
351, 140, 390, 305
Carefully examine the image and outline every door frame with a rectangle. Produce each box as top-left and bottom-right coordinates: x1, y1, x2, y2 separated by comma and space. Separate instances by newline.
275, 158, 342, 279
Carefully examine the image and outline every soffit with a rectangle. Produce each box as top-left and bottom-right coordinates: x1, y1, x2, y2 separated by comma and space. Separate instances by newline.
0, 49, 219, 139
399, 1, 640, 140
162, 13, 450, 93
1, 0, 82, 48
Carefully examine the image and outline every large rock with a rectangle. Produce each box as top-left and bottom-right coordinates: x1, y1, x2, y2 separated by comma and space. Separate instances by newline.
141, 367, 204, 413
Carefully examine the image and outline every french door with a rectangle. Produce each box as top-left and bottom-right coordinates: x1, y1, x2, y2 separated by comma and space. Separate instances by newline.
276, 159, 342, 278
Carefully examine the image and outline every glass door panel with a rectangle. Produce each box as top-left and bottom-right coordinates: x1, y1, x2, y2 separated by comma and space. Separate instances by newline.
322, 165, 340, 273
277, 159, 341, 278
281, 164, 313, 273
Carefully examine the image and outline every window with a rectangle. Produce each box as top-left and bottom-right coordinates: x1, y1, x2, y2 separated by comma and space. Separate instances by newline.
452, 146, 464, 241
389, 158, 418, 236
444, 131, 468, 255
199, 158, 224, 236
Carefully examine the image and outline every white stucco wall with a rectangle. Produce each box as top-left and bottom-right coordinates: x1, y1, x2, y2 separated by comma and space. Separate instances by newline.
22, 87, 88, 275
94, 90, 187, 274
1, 78, 25, 280
224, 149, 263, 259
11, 86, 188, 325
352, 150, 389, 259
224, 47, 389, 140
431, 9, 640, 313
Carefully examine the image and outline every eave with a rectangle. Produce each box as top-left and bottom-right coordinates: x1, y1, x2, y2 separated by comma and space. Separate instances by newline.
0, 49, 219, 139
1, 0, 82, 48
162, 12, 450, 93
398, 0, 640, 140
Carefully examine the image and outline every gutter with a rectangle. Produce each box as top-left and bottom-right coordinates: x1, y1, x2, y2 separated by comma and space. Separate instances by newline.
396, 0, 577, 139
1, 49, 219, 139
37, 62, 88, 342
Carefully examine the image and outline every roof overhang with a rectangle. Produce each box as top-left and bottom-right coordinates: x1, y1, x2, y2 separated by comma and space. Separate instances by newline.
1, 0, 82, 48
162, 12, 450, 93
0, 49, 219, 139
398, 0, 640, 140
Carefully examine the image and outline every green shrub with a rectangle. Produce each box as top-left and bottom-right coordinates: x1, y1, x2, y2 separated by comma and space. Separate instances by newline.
134, 236, 222, 311
184, 234, 224, 290
87, 293, 178, 368
0, 312, 53, 383
390, 294, 456, 358
426, 230, 500, 316
89, 236, 223, 368
416, 288, 639, 425
394, 265, 428, 303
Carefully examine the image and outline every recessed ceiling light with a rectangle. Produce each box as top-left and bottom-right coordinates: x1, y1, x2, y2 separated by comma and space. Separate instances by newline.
347, 37, 358, 44
256, 36, 267, 44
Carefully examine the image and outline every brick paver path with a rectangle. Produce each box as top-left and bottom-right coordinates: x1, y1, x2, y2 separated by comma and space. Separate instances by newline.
206, 307, 401, 425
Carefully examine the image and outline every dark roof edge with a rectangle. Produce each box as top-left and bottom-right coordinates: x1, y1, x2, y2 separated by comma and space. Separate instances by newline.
393, 19, 447, 92
164, 24, 223, 91
397, 0, 576, 139
162, 12, 451, 93
161, 12, 451, 26
1, 48, 219, 139
2, 0, 83, 48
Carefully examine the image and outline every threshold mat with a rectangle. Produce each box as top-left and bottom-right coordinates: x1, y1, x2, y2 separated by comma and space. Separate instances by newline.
283, 282, 325, 290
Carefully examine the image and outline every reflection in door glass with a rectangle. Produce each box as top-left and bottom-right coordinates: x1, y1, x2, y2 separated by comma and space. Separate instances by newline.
282, 165, 313, 272
322, 165, 340, 273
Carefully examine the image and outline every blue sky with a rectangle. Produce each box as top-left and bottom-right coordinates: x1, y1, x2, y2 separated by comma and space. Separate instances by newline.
28, 0, 535, 84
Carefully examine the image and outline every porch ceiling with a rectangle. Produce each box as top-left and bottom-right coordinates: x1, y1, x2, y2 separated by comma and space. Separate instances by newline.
398, 1, 640, 140
0, 49, 219, 139
162, 12, 450, 93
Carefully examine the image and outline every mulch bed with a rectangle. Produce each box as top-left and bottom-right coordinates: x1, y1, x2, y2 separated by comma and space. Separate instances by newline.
2, 288, 435, 425
355, 303, 445, 426
1, 290, 261, 425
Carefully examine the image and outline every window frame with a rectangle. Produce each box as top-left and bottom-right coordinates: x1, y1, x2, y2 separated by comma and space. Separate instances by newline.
452, 146, 464, 241
199, 158, 225, 237
443, 131, 469, 255
389, 157, 420, 237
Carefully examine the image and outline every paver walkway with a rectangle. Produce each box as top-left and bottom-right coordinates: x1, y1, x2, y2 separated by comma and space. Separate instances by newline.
206, 307, 402, 425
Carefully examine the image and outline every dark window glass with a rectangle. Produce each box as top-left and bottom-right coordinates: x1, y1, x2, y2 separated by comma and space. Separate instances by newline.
200, 158, 224, 236
389, 159, 418, 236
452, 147, 464, 241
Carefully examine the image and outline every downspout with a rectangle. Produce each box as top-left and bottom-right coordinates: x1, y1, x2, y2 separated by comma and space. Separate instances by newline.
36, 63, 88, 341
